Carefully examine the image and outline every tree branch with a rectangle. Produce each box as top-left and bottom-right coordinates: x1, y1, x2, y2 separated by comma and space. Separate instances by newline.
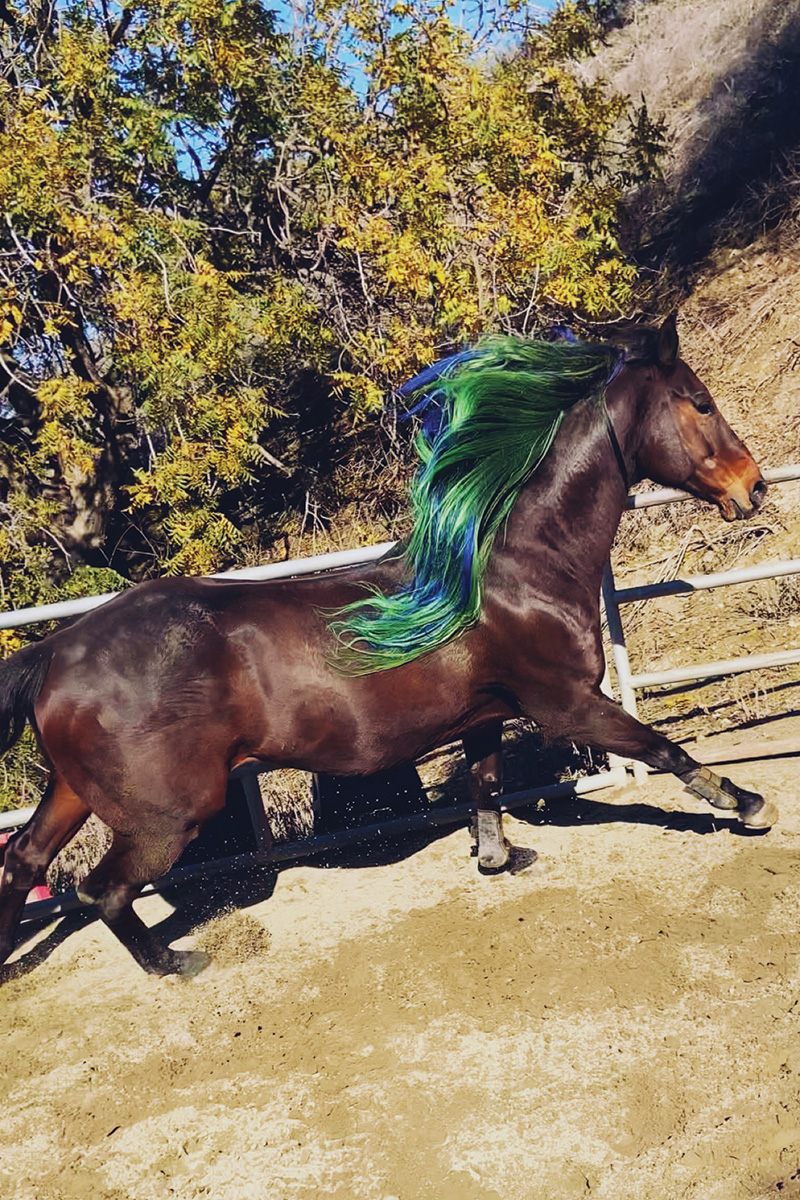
109, 4, 135, 48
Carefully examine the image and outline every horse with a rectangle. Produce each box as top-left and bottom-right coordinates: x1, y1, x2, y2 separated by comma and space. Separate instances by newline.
0, 314, 775, 978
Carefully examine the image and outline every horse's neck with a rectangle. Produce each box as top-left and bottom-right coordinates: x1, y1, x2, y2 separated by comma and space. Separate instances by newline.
489, 397, 632, 600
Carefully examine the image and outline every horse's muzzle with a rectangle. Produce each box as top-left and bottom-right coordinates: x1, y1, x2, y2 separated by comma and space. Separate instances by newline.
725, 477, 767, 521
711, 469, 766, 521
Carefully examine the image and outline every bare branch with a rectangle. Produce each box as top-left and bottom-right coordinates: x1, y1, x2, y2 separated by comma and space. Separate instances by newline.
252, 444, 291, 475
145, 247, 181, 321
355, 249, 373, 307
109, 4, 135, 48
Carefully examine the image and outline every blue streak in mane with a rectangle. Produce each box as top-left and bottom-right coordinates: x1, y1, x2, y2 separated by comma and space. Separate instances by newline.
397, 349, 479, 398
398, 349, 479, 439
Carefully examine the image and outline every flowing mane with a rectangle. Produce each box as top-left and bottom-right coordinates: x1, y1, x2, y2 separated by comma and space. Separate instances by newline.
329, 334, 621, 674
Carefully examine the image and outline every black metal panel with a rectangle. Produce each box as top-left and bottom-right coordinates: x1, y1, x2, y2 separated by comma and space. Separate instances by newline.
312, 763, 427, 835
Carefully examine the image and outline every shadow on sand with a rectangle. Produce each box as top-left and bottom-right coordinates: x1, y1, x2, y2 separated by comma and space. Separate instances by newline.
3, 751, 768, 984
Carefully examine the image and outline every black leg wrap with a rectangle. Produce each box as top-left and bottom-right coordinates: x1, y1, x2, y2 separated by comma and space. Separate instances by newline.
679, 766, 777, 828
680, 765, 738, 809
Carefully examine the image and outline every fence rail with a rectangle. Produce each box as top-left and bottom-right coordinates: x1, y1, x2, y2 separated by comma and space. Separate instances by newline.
604, 462, 800, 782
0, 542, 398, 632
623, 464, 800, 509
17, 766, 627, 925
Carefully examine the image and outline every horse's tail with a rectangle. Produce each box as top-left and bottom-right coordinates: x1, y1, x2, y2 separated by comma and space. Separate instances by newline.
0, 641, 52, 755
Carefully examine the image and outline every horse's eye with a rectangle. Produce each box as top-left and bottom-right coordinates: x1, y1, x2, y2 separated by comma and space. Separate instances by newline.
695, 400, 713, 415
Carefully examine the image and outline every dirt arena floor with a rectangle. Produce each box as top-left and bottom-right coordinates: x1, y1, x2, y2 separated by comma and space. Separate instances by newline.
3, 716, 800, 1200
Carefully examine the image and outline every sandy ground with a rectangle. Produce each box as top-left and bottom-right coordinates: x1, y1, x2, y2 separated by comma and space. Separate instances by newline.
2, 717, 800, 1200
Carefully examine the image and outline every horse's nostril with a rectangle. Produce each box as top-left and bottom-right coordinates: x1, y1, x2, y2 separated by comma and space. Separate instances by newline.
750, 479, 768, 507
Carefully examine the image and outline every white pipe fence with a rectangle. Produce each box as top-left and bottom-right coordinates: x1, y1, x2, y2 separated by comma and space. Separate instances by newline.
16, 767, 628, 924
0, 541, 398, 631
2, 463, 799, 911
623, 463, 800, 510
604, 463, 800, 782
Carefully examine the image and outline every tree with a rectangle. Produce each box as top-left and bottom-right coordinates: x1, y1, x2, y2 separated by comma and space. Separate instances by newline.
0, 0, 660, 606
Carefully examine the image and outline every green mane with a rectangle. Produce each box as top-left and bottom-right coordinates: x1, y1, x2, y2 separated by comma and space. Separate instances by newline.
329, 334, 619, 674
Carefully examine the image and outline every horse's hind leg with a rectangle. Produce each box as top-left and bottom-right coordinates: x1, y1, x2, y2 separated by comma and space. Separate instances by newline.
464, 725, 540, 875
0, 774, 90, 966
76, 819, 213, 977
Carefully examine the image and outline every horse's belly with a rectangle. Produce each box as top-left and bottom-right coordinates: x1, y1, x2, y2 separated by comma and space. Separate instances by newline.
244, 669, 506, 775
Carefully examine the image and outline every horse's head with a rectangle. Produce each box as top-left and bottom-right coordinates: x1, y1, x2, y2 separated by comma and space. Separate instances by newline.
614, 315, 766, 521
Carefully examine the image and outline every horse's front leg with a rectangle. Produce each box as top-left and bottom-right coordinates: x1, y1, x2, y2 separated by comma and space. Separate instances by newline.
533, 686, 777, 829
463, 724, 508, 872
462, 724, 539, 874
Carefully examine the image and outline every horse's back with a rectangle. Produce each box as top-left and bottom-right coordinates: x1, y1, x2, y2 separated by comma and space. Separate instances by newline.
30, 559, 509, 788
28, 568, 385, 778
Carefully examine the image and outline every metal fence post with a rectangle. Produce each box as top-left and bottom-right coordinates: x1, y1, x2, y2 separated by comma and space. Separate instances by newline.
237, 771, 274, 864
602, 560, 648, 785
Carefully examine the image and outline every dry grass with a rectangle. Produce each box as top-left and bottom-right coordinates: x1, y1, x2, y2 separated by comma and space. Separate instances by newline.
258, 769, 315, 844
736, 573, 800, 622
238, 499, 407, 573
46, 814, 111, 895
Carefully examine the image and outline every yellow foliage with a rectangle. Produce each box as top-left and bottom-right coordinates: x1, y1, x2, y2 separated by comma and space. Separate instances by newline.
36, 378, 101, 478
0, 631, 24, 658
0, 0, 659, 589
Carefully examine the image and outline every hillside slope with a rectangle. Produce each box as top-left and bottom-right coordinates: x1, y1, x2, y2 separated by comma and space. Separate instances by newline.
596, 0, 800, 741
592, 0, 800, 269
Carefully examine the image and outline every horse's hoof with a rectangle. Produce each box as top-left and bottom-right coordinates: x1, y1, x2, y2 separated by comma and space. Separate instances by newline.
738, 799, 778, 830
478, 860, 508, 876
477, 847, 511, 875
507, 846, 539, 875
477, 844, 539, 875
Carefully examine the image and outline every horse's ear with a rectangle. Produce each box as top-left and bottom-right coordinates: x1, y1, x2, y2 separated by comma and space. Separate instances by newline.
603, 321, 658, 363
657, 312, 679, 368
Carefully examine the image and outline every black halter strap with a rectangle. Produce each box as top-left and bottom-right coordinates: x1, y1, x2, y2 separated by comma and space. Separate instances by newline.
603, 403, 630, 496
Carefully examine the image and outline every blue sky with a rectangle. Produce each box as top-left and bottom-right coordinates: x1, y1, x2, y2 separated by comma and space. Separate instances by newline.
269, 1, 560, 93
165, 1, 560, 178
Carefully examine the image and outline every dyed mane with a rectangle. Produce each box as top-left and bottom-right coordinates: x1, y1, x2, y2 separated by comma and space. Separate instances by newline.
329, 334, 620, 674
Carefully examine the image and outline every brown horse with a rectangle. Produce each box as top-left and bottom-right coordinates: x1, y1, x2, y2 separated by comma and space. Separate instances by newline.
0, 316, 774, 977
